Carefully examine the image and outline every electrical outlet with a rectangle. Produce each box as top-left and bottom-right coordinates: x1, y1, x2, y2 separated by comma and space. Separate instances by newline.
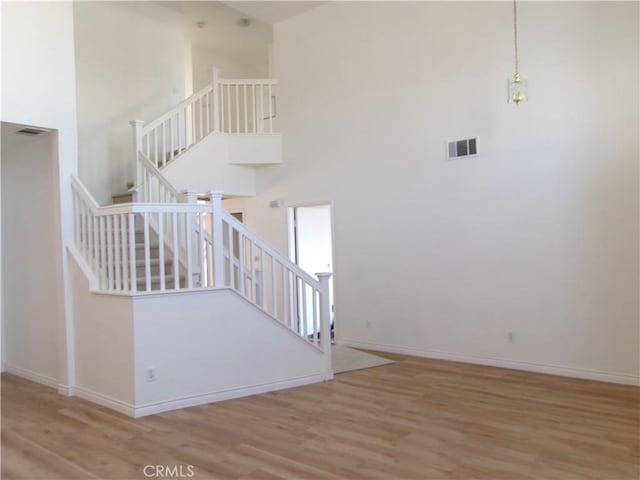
146, 367, 157, 382
365, 320, 372, 329
508, 331, 515, 343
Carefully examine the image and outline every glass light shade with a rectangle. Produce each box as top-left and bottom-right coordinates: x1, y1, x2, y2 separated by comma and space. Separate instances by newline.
507, 73, 528, 105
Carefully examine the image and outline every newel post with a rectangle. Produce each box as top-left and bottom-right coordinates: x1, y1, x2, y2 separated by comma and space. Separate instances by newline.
182, 191, 197, 204
212, 67, 221, 133
210, 191, 225, 287
316, 272, 334, 380
130, 119, 145, 188
182, 191, 198, 287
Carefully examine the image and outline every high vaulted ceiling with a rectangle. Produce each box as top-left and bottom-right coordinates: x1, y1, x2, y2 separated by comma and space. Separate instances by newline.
220, 1, 326, 24
160, 1, 272, 53
160, 1, 325, 53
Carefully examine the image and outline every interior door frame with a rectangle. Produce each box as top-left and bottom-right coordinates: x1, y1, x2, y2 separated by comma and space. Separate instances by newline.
286, 201, 337, 340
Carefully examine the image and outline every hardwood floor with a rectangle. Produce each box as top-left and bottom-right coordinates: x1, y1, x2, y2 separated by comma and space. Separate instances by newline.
2, 353, 639, 479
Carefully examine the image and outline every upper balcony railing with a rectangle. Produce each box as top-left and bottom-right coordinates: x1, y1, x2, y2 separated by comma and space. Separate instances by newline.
131, 69, 278, 178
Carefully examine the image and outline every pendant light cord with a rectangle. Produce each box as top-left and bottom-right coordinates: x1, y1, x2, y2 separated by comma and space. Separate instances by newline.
513, 0, 519, 76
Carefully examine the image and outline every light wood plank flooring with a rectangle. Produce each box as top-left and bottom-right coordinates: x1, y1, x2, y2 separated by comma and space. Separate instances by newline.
2, 353, 639, 479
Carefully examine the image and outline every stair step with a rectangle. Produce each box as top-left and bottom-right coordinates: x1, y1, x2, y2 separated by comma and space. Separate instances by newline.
112, 191, 134, 204
136, 274, 187, 290
134, 258, 175, 277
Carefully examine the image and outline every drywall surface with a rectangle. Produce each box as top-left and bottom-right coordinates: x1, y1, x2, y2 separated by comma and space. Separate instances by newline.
226, 2, 640, 383
133, 289, 328, 415
193, 46, 270, 91
1, 0, 79, 388
161, 133, 258, 196
69, 255, 134, 412
74, 1, 186, 204
1, 133, 63, 386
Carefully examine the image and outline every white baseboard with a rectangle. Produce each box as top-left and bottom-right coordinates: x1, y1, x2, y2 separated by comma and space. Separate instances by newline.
4, 365, 59, 389
58, 384, 75, 396
134, 373, 327, 418
73, 386, 135, 417
339, 340, 640, 386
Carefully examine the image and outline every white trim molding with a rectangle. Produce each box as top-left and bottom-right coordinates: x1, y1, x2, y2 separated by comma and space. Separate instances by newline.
73, 386, 136, 417
134, 373, 326, 418
4, 365, 59, 389
338, 340, 640, 386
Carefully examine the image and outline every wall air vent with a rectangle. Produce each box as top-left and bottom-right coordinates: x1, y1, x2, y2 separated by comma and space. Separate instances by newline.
447, 137, 478, 160
16, 127, 50, 136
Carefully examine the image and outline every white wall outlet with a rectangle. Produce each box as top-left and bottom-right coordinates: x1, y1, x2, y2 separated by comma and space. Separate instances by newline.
365, 320, 372, 329
146, 366, 157, 382
508, 331, 515, 343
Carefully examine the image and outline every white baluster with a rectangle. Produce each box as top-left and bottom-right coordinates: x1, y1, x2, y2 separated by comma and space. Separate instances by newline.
142, 212, 151, 291
99, 216, 107, 290
301, 279, 308, 337
227, 220, 235, 289
271, 256, 277, 317
239, 234, 245, 296
212, 68, 220, 133
268, 84, 273, 133
169, 115, 175, 163
130, 120, 144, 187
121, 214, 129, 291
317, 272, 333, 379
252, 84, 256, 133
250, 241, 256, 301
114, 215, 121, 290
313, 287, 319, 345
260, 249, 266, 308
128, 213, 137, 293
93, 216, 99, 271
158, 213, 165, 291
161, 122, 167, 167
172, 212, 179, 289
258, 83, 264, 134
209, 191, 225, 287
224, 85, 232, 133
243, 84, 248, 133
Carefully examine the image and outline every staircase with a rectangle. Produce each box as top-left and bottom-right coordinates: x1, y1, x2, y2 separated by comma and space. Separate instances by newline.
129, 69, 282, 198
132, 226, 186, 291
68, 68, 332, 417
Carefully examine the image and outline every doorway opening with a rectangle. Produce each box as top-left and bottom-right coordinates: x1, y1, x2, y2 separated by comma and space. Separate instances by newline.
287, 204, 334, 340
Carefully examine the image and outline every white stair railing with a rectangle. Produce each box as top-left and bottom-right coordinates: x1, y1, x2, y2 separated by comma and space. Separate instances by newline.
131, 82, 215, 170
136, 151, 185, 203
218, 79, 277, 134
72, 177, 331, 350
220, 211, 329, 343
72, 176, 212, 292
131, 69, 278, 185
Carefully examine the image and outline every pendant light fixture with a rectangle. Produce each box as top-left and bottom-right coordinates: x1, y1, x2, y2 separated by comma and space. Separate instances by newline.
508, 0, 528, 104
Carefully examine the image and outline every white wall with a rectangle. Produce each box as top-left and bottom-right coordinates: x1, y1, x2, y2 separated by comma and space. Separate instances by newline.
74, 1, 186, 205
1, 1, 79, 389
133, 289, 328, 416
192, 45, 270, 91
1, 133, 64, 386
161, 133, 257, 196
69, 255, 134, 414
226, 2, 640, 383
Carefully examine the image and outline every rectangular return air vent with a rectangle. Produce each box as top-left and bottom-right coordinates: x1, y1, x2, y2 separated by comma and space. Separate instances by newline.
16, 127, 50, 136
447, 137, 478, 160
